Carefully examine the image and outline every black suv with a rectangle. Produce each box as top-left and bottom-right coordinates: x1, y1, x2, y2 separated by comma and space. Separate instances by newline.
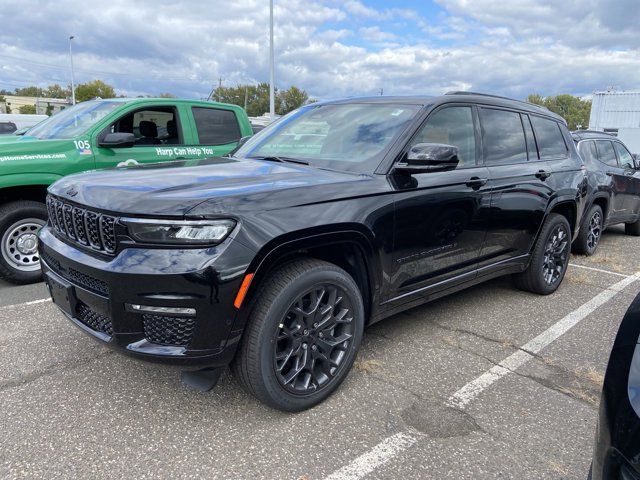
571, 131, 640, 255
39, 93, 586, 411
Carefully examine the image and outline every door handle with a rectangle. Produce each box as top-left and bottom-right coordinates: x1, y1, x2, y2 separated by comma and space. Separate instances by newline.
535, 170, 552, 180
466, 177, 488, 189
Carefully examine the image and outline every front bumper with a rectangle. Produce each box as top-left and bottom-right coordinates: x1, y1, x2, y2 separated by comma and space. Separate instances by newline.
38, 226, 255, 367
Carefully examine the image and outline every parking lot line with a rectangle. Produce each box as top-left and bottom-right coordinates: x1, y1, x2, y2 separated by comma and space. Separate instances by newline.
447, 272, 640, 409
0, 297, 50, 310
568, 263, 629, 278
323, 431, 419, 480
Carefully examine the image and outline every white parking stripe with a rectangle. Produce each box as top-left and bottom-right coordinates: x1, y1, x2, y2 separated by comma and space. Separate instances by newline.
323, 432, 418, 480
568, 263, 629, 278
0, 297, 51, 310
447, 272, 640, 409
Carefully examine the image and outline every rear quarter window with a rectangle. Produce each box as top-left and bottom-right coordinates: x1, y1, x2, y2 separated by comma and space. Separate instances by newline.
530, 116, 567, 159
192, 107, 241, 145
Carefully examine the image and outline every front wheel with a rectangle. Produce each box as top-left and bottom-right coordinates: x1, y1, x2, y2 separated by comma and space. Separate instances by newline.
231, 258, 364, 412
0, 201, 48, 285
573, 204, 603, 256
514, 213, 571, 295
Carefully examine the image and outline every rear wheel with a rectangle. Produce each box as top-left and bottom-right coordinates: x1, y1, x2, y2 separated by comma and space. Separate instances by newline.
573, 204, 603, 256
625, 216, 640, 236
0, 201, 47, 285
514, 213, 571, 295
231, 258, 364, 412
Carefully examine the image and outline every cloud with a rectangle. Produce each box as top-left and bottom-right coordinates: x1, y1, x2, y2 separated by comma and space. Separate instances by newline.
0, 0, 638, 103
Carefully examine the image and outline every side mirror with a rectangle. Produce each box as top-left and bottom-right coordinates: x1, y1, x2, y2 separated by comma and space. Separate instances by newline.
99, 132, 135, 148
395, 143, 460, 173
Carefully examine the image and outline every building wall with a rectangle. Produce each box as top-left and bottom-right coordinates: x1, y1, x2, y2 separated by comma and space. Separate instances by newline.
2, 95, 71, 115
589, 90, 640, 154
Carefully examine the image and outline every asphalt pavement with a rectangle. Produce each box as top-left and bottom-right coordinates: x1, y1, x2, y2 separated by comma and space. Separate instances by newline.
1, 224, 638, 479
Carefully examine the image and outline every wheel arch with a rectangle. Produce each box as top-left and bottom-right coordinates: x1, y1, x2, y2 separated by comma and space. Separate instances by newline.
591, 195, 610, 223
546, 198, 578, 238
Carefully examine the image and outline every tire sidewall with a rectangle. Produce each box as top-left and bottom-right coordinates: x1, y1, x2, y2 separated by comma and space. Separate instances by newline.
532, 214, 571, 294
0, 202, 47, 284
255, 266, 364, 411
584, 205, 603, 255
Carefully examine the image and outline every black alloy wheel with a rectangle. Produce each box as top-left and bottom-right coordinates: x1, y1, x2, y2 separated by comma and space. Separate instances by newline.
586, 210, 602, 253
542, 224, 569, 286
274, 284, 355, 395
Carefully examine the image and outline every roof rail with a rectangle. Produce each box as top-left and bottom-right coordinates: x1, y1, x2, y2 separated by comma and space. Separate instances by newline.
444, 90, 551, 112
572, 129, 615, 136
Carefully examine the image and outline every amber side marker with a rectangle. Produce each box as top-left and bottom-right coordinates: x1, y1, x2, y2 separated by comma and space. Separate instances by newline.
234, 273, 255, 309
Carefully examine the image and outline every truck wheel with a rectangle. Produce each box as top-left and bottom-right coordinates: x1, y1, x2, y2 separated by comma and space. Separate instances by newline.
513, 213, 571, 295
625, 217, 640, 236
572, 205, 603, 256
0, 201, 48, 285
231, 258, 364, 412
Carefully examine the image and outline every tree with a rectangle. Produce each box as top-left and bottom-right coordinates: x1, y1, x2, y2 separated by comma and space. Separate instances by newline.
75, 80, 116, 102
14, 86, 40, 97
212, 83, 311, 117
158, 92, 176, 98
526, 93, 591, 130
19, 105, 36, 114
44, 84, 71, 99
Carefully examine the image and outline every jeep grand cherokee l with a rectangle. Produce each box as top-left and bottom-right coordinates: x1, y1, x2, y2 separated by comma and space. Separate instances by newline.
571, 130, 640, 256
39, 92, 586, 411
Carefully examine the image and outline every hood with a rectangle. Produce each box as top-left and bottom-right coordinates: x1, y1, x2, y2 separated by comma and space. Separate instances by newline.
49, 157, 384, 217
0, 135, 24, 144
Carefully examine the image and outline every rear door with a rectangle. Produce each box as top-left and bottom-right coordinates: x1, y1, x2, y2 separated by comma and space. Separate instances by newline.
186, 106, 244, 158
595, 140, 627, 220
613, 141, 640, 216
478, 108, 553, 267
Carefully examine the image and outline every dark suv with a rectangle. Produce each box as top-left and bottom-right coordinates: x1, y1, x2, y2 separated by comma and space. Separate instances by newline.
571, 131, 640, 255
39, 92, 586, 411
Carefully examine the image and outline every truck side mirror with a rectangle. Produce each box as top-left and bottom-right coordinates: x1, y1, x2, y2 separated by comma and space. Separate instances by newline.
99, 133, 135, 148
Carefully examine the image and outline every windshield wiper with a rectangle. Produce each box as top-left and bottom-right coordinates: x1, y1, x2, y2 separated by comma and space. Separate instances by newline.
248, 156, 309, 166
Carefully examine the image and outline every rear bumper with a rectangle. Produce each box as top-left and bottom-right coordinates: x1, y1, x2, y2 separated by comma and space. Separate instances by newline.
38, 226, 255, 368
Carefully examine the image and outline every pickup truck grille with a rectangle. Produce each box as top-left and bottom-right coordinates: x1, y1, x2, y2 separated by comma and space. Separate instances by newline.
46, 196, 117, 254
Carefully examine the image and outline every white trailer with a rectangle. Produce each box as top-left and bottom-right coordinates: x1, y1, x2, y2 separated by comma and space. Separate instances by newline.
0, 113, 48, 131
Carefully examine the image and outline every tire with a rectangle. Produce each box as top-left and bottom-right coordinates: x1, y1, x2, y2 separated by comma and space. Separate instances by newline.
231, 258, 365, 412
0, 200, 48, 285
513, 213, 571, 295
573, 205, 603, 256
625, 216, 640, 236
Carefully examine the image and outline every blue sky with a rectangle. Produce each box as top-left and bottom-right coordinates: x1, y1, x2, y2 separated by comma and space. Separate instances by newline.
1, 0, 639, 102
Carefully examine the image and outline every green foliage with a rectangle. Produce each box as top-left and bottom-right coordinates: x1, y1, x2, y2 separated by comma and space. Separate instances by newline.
213, 83, 311, 116
44, 84, 71, 99
526, 93, 591, 130
75, 80, 116, 102
18, 105, 37, 114
14, 86, 40, 97
158, 92, 176, 98
45, 105, 54, 116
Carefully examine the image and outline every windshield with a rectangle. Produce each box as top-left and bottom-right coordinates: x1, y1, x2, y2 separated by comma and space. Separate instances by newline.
27, 100, 121, 140
234, 103, 421, 173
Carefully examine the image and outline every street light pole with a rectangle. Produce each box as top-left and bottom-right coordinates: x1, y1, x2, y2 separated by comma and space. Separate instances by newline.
269, 0, 275, 121
69, 35, 76, 105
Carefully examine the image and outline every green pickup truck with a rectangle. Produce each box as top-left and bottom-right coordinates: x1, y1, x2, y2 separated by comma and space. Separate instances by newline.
0, 97, 253, 284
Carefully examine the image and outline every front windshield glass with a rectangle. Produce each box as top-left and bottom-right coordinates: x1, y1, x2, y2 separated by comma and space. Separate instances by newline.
27, 100, 121, 140
234, 103, 421, 173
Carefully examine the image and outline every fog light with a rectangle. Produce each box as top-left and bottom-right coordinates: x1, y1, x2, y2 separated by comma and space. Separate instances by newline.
126, 304, 196, 316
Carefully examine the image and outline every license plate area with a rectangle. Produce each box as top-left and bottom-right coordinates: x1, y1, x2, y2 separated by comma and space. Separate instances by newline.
45, 272, 76, 317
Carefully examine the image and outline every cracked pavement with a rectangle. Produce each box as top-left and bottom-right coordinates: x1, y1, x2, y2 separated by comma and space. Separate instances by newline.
1, 224, 639, 479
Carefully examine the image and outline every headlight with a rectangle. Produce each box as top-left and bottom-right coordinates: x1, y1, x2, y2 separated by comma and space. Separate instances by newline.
122, 218, 236, 245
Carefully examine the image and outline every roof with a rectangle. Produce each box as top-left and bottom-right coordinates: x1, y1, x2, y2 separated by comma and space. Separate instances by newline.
571, 130, 617, 142
93, 97, 243, 109
317, 92, 565, 122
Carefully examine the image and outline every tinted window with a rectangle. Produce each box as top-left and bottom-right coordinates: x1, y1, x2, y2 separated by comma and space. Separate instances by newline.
530, 116, 567, 158
613, 142, 635, 169
414, 106, 476, 167
577, 140, 598, 163
521, 114, 538, 160
0, 122, 16, 134
192, 107, 241, 145
596, 140, 618, 167
480, 108, 527, 165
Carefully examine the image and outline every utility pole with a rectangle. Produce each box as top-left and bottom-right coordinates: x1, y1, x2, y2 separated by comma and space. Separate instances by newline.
69, 35, 76, 105
378, 88, 383, 96
269, 0, 275, 121
244, 87, 248, 111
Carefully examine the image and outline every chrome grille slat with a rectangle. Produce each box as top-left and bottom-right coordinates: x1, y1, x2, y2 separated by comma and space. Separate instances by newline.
47, 195, 117, 255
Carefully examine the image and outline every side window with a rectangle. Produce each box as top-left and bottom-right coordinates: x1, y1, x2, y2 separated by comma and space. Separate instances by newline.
413, 106, 476, 168
530, 116, 567, 159
613, 142, 635, 169
109, 107, 181, 146
479, 108, 527, 165
521, 114, 538, 160
577, 140, 598, 163
192, 107, 241, 145
595, 140, 619, 167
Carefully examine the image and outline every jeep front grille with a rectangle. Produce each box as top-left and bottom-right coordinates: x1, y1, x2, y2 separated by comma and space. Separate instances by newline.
46, 195, 117, 254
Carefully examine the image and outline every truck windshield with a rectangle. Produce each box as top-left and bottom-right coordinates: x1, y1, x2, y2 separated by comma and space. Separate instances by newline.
27, 100, 121, 140
234, 103, 421, 173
